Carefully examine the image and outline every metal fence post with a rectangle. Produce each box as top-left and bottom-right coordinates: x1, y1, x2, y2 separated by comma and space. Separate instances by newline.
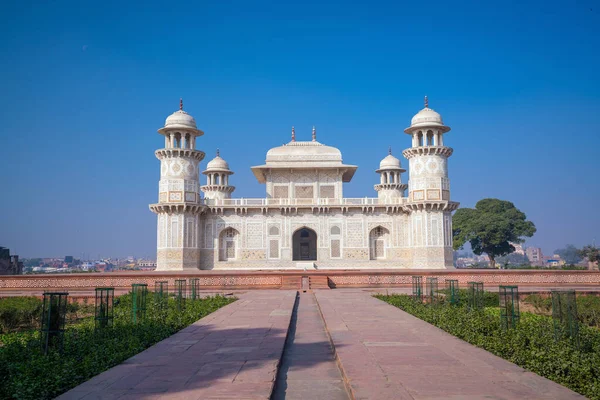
41, 292, 68, 354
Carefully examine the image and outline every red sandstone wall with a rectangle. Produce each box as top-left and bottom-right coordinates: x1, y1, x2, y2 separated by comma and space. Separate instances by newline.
1, 270, 599, 295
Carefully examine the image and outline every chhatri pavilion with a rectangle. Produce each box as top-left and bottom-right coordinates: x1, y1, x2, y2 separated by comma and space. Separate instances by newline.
149, 98, 459, 270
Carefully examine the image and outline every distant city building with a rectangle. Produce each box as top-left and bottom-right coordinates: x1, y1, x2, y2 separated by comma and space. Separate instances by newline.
138, 260, 157, 268
545, 257, 564, 267
526, 247, 544, 267
0, 246, 24, 275
64, 255, 74, 263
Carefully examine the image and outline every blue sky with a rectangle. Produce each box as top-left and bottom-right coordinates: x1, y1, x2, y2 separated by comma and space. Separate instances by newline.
0, 0, 598, 259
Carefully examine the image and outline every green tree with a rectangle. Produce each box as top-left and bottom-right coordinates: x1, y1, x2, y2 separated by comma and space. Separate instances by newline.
580, 245, 600, 265
453, 198, 536, 269
554, 244, 583, 265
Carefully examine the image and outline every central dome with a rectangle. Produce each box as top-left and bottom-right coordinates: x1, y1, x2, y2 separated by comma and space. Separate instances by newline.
265, 141, 342, 164
252, 138, 357, 183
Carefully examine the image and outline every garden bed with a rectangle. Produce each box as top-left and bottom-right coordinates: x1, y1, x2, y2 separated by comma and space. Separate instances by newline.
0, 293, 235, 399
522, 293, 600, 329
376, 293, 600, 399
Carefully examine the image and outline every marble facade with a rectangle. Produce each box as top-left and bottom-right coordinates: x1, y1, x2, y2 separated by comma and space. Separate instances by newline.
150, 98, 459, 270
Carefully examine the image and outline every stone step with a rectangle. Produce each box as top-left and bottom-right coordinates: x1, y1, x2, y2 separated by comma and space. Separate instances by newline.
309, 275, 330, 289
281, 276, 302, 290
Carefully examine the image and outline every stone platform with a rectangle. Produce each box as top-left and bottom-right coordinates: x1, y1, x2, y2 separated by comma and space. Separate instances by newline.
59, 289, 584, 399
1, 269, 599, 298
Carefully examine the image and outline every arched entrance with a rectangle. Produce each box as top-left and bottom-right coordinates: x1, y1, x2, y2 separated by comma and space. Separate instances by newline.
292, 227, 317, 261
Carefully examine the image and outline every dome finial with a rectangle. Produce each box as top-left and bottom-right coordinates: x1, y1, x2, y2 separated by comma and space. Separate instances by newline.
389, 146, 392, 155
291, 126, 296, 142
216, 148, 220, 157
424, 95, 428, 108
312, 126, 316, 142
179, 98, 183, 111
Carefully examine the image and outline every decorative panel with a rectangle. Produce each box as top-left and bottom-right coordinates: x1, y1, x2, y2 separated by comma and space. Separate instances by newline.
170, 216, 179, 248
273, 186, 289, 198
427, 189, 440, 200
169, 192, 183, 202
269, 239, 279, 259
444, 214, 452, 247
205, 223, 213, 248
346, 220, 363, 247
414, 215, 423, 247
320, 185, 335, 199
431, 216, 440, 246
295, 185, 313, 199
246, 222, 264, 249
185, 192, 196, 202
331, 239, 341, 258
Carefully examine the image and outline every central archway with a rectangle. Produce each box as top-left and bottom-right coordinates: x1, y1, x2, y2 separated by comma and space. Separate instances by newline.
292, 227, 317, 261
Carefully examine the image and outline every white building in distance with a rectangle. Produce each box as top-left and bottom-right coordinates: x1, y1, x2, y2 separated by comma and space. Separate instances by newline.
150, 97, 459, 270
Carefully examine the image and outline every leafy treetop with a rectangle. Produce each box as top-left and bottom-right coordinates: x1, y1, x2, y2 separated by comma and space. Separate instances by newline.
453, 198, 536, 268
580, 245, 600, 266
554, 244, 583, 265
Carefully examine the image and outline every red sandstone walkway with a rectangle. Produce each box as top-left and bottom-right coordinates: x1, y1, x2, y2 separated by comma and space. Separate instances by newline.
60, 289, 585, 400
58, 290, 296, 400
271, 292, 349, 400
315, 289, 584, 400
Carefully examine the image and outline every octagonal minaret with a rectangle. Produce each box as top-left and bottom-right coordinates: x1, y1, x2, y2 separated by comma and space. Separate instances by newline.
149, 100, 205, 271
201, 149, 235, 201
403, 97, 458, 268
374, 148, 407, 202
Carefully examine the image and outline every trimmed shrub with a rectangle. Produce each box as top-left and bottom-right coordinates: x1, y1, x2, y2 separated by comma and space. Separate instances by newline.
0, 297, 43, 334
0, 293, 235, 399
524, 293, 600, 329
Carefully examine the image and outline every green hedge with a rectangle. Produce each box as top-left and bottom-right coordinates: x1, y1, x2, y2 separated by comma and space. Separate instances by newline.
524, 294, 600, 329
0, 297, 43, 334
0, 293, 235, 400
376, 294, 600, 399
437, 288, 499, 308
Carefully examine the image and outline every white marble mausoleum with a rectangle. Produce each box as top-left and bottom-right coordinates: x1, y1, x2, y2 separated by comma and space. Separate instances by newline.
150, 98, 459, 271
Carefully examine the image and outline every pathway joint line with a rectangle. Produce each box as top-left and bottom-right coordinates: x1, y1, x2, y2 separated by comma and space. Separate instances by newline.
313, 292, 358, 400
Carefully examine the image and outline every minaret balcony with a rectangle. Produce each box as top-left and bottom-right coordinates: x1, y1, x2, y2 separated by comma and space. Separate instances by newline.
200, 185, 236, 193
149, 203, 207, 214
155, 148, 205, 162
402, 146, 453, 159
404, 201, 460, 212
374, 183, 408, 192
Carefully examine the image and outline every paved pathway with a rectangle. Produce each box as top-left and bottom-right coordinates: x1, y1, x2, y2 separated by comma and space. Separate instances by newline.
315, 289, 584, 400
61, 289, 585, 400
272, 292, 349, 400
58, 290, 296, 400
